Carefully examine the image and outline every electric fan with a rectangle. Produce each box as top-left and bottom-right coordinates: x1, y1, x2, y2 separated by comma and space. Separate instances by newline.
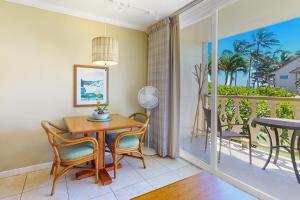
138, 86, 159, 155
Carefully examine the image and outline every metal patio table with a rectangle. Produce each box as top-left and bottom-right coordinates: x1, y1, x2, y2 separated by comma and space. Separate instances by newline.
253, 117, 300, 183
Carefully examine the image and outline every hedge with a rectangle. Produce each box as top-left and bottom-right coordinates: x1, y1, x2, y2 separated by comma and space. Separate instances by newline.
208, 84, 296, 97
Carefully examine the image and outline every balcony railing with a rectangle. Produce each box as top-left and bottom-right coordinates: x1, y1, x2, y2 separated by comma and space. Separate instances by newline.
205, 95, 300, 146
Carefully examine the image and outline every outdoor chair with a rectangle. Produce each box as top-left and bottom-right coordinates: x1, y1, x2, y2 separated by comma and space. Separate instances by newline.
203, 107, 252, 164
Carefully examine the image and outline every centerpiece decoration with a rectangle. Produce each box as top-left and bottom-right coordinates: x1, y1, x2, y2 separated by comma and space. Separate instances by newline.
92, 93, 110, 121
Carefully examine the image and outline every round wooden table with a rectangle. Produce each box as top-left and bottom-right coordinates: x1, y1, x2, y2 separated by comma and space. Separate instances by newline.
253, 117, 300, 183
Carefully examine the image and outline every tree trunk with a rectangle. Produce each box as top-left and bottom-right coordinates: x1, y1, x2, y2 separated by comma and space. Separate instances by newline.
229, 72, 234, 86
235, 72, 237, 86
248, 58, 252, 87
225, 72, 229, 85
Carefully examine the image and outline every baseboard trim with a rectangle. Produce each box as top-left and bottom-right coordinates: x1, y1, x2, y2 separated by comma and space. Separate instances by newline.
0, 162, 52, 178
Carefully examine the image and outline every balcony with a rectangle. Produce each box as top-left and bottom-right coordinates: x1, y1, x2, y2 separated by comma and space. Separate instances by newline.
180, 95, 300, 200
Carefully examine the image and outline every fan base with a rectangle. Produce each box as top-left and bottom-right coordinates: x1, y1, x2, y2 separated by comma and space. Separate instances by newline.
143, 146, 157, 156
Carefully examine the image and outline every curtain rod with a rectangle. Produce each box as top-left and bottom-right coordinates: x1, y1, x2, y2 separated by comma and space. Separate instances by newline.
170, 0, 205, 17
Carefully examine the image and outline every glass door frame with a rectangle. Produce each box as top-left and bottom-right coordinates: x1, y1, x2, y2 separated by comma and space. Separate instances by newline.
179, 1, 274, 199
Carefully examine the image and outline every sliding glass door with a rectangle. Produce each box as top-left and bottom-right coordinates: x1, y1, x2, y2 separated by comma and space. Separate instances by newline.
179, 16, 212, 165
217, 0, 300, 199
179, 0, 300, 199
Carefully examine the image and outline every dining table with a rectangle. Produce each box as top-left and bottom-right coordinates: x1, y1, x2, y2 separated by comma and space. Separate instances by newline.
253, 117, 300, 183
63, 114, 143, 185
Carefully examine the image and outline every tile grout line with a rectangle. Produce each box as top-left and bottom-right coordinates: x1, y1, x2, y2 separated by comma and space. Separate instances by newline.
111, 189, 119, 200
19, 174, 28, 200
65, 176, 70, 200
125, 158, 157, 190
108, 159, 154, 198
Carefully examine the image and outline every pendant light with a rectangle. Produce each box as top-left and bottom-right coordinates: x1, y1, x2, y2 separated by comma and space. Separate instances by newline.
92, 24, 119, 66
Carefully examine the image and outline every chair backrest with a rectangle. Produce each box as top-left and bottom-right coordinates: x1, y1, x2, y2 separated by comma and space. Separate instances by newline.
41, 121, 65, 162
203, 107, 222, 133
129, 112, 149, 124
129, 112, 149, 141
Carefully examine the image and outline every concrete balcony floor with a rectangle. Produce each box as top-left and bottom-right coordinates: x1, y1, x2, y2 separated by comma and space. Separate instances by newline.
181, 135, 300, 200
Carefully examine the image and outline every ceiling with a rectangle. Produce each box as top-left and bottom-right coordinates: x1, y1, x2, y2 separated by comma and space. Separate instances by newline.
7, 0, 194, 31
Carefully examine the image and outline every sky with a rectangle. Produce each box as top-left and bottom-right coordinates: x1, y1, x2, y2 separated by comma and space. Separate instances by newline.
209, 16, 300, 86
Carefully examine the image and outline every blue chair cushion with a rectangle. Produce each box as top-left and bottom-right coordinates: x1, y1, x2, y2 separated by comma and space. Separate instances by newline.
58, 142, 94, 160
133, 115, 147, 123
106, 132, 139, 149
106, 128, 131, 134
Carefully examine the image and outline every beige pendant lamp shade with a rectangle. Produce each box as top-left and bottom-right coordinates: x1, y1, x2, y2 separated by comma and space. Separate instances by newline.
92, 37, 119, 66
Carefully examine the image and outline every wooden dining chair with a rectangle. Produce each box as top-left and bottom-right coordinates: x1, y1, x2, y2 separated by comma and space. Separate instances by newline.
41, 121, 99, 195
105, 112, 149, 178
203, 107, 252, 164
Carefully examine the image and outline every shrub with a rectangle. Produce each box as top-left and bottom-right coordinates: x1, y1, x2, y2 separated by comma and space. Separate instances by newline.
276, 101, 294, 145
239, 99, 252, 136
254, 100, 271, 142
256, 100, 271, 118
239, 99, 252, 123
208, 84, 296, 97
223, 98, 236, 130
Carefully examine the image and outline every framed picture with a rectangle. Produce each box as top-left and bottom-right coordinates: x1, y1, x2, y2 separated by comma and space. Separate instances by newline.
74, 65, 109, 107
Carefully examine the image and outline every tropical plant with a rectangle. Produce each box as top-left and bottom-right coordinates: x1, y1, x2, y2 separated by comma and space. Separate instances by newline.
254, 100, 271, 142
232, 40, 254, 86
218, 52, 248, 85
239, 99, 252, 136
95, 93, 108, 114
251, 52, 278, 86
208, 84, 296, 97
95, 105, 108, 114
239, 99, 252, 122
277, 49, 293, 66
276, 101, 294, 145
250, 29, 280, 87
218, 55, 232, 85
223, 98, 236, 130
256, 100, 271, 118
295, 79, 300, 88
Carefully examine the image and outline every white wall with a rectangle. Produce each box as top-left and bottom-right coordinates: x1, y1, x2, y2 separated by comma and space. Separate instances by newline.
273, 58, 300, 91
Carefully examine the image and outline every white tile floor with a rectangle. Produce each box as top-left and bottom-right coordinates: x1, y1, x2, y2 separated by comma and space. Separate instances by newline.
0, 156, 202, 200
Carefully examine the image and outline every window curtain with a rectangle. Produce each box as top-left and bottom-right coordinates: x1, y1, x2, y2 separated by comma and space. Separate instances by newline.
147, 15, 180, 157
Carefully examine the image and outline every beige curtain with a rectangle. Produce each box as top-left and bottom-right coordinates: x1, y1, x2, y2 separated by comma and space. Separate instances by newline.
168, 16, 180, 157
147, 16, 180, 157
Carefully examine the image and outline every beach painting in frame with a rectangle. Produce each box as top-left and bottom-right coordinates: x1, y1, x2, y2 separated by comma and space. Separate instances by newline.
74, 65, 108, 107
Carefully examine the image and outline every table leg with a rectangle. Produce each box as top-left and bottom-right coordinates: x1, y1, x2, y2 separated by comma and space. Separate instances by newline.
97, 131, 112, 185
262, 126, 273, 170
273, 128, 280, 164
290, 131, 300, 184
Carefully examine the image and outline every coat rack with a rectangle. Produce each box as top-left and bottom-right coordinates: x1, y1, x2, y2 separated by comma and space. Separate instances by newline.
191, 64, 208, 141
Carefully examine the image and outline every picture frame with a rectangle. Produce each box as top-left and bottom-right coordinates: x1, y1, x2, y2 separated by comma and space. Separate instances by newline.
74, 65, 109, 107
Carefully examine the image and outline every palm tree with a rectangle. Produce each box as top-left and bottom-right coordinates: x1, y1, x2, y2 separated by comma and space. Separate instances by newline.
252, 29, 280, 53
218, 52, 248, 86
251, 52, 278, 86
233, 40, 253, 86
251, 29, 280, 87
228, 54, 248, 86
275, 49, 293, 67
218, 55, 232, 85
